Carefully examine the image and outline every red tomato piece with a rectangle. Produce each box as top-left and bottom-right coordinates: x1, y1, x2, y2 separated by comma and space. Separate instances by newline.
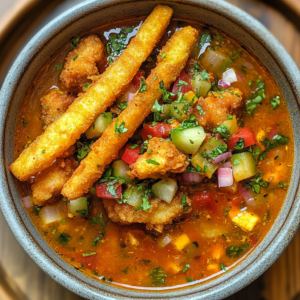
132, 70, 145, 91
171, 70, 194, 100
121, 144, 141, 165
190, 191, 217, 213
227, 127, 256, 151
96, 181, 122, 199
250, 235, 259, 247
140, 123, 172, 141
267, 124, 278, 139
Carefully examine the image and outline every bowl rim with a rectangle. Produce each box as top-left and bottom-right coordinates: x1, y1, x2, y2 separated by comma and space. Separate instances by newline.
0, 0, 300, 299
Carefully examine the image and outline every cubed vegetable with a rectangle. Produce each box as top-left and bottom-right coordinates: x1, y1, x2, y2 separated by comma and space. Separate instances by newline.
172, 233, 191, 251
121, 144, 141, 165
222, 115, 238, 135
152, 179, 178, 204
40, 201, 67, 225
170, 101, 191, 122
127, 232, 140, 246
151, 103, 171, 121
227, 127, 256, 151
67, 197, 89, 217
140, 123, 172, 141
183, 91, 198, 104
171, 126, 206, 154
122, 185, 144, 208
191, 138, 226, 177
85, 112, 112, 139
112, 160, 133, 184
229, 210, 259, 232
230, 152, 256, 182
202, 49, 233, 73
189, 190, 217, 213
191, 74, 211, 97
171, 71, 194, 100
96, 181, 122, 199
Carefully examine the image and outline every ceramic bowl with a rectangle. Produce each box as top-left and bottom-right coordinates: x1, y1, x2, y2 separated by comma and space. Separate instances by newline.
1, 0, 300, 299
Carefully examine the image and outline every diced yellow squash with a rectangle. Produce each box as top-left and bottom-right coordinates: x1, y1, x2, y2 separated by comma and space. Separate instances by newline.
222, 115, 238, 134
165, 261, 181, 274
229, 210, 259, 232
256, 130, 266, 151
207, 263, 221, 271
211, 244, 225, 260
172, 233, 191, 251
183, 91, 198, 104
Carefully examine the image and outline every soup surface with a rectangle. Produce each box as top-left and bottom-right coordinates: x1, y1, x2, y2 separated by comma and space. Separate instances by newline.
12, 6, 293, 290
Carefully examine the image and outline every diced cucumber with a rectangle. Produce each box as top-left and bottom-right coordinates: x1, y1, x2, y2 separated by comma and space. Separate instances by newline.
151, 103, 171, 121
183, 91, 198, 104
191, 137, 226, 178
171, 126, 206, 154
222, 115, 238, 134
89, 186, 97, 196
68, 197, 89, 217
202, 49, 233, 73
85, 112, 112, 139
170, 101, 191, 122
152, 179, 178, 204
191, 74, 211, 97
122, 185, 144, 208
112, 160, 133, 184
230, 152, 256, 182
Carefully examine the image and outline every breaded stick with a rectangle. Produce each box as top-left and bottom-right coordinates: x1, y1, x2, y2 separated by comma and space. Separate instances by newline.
62, 26, 198, 199
60, 34, 104, 92
10, 5, 173, 181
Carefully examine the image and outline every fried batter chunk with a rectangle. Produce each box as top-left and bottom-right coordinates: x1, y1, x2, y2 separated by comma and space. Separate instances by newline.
129, 137, 189, 180
103, 191, 191, 233
41, 89, 75, 128
60, 34, 105, 92
31, 157, 78, 206
193, 88, 243, 131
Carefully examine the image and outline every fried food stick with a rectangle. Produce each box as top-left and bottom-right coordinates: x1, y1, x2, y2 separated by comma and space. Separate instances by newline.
62, 26, 198, 199
9, 5, 173, 181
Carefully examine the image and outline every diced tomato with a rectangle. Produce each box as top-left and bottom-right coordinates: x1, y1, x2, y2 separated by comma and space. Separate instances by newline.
267, 124, 278, 139
190, 191, 217, 213
96, 181, 122, 199
227, 127, 256, 151
121, 144, 141, 165
140, 123, 172, 141
171, 70, 194, 100
250, 235, 259, 247
132, 70, 145, 91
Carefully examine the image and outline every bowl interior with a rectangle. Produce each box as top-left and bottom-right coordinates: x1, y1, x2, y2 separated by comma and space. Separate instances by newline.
1, 0, 300, 299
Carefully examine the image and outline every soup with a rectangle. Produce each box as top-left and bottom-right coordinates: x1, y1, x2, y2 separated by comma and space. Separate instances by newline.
11, 5, 293, 289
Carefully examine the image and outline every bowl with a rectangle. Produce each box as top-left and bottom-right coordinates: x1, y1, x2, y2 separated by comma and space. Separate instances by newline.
1, 0, 300, 299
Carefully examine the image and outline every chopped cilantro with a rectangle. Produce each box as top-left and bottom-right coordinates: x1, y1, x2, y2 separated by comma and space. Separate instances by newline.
231, 50, 242, 60
243, 244, 250, 249
130, 144, 139, 149
150, 268, 166, 286
114, 117, 128, 135
270, 95, 280, 109
177, 80, 188, 86
213, 125, 231, 139
82, 252, 96, 257
75, 137, 93, 162
91, 214, 108, 228
193, 241, 199, 248
226, 245, 243, 258
245, 176, 269, 194
220, 263, 227, 272
241, 66, 246, 73
199, 33, 211, 50
224, 206, 231, 217
58, 233, 71, 245
106, 180, 120, 198
117, 102, 127, 110
54, 63, 63, 71
138, 78, 147, 93
70, 36, 80, 50
181, 193, 189, 211
31, 205, 41, 216
215, 35, 223, 42
44, 105, 50, 109
73, 55, 78, 61
93, 237, 100, 246
124, 27, 134, 33
146, 158, 159, 165
234, 138, 245, 150
42, 150, 46, 154
186, 277, 193, 282
200, 144, 228, 159
246, 81, 266, 114
278, 183, 287, 188
262, 134, 288, 150
84, 82, 91, 89
76, 209, 88, 217
233, 159, 240, 165
161, 53, 166, 59
227, 115, 233, 120
196, 105, 205, 115
183, 264, 190, 272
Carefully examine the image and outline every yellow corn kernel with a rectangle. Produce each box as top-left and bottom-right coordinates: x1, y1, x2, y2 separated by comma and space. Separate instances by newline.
172, 233, 191, 251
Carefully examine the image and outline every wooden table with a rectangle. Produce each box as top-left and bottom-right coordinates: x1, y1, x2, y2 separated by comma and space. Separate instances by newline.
0, 0, 299, 299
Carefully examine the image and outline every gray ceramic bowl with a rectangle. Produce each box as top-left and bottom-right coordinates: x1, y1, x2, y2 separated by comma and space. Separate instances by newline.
1, 0, 300, 299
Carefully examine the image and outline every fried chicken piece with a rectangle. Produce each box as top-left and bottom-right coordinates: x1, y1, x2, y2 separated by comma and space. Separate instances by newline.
41, 89, 75, 128
193, 88, 243, 131
103, 191, 191, 233
129, 138, 189, 179
10, 5, 173, 182
60, 34, 105, 92
31, 157, 78, 206
62, 26, 198, 199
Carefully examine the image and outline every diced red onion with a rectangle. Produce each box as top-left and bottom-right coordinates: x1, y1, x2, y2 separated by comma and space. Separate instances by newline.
236, 72, 244, 82
219, 161, 232, 168
160, 235, 172, 247
127, 86, 136, 102
267, 124, 278, 139
242, 61, 254, 69
40, 201, 67, 225
182, 172, 205, 183
21, 196, 32, 209
240, 186, 255, 205
222, 68, 237, 85
218, 79, 230, 89
218, 168, 233, 187
213, 152, 232, 164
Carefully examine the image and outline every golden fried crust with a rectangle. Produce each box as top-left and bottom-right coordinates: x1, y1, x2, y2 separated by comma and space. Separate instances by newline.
60, 35, 104, 92
128, 137, 189, 180
41, 89, 75, 128
62, 26, 198, 200
193, 88, 243, 131
10, 5, 173, 181
31, 157, 78, 206
103, 191, 192, 233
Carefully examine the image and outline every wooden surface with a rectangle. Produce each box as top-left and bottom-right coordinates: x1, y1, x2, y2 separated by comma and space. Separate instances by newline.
0, 0, 299, 299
